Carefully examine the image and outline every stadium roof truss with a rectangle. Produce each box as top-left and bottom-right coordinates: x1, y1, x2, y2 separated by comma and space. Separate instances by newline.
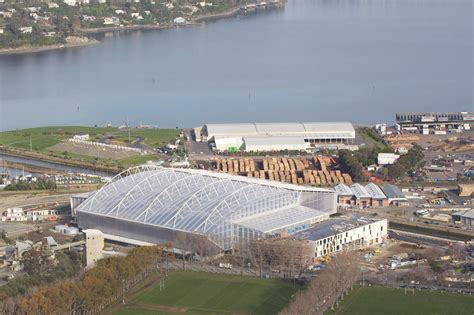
77, 165, 336, 250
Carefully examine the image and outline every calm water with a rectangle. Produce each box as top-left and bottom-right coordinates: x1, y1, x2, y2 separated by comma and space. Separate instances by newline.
0, 154, 111, 176
0, 0, 472, 131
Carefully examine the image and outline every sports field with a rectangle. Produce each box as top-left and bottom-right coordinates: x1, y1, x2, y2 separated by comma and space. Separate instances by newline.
110, 271, 300, 315
328, 286, 474, 315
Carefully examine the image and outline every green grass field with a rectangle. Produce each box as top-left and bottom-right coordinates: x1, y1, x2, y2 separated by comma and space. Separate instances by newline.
0, 126, 179, 151
328, 286, 474, 315
111, 271, 300, 315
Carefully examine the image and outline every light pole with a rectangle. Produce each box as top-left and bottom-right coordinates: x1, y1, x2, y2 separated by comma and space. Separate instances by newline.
122, 279, 125, 304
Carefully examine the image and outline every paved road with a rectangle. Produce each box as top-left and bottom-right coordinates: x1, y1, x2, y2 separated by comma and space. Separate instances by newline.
388, 229, 455, 248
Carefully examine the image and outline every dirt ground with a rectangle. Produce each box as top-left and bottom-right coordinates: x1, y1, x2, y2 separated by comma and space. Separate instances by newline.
0, 190, 91, 209
371, 241, 432, 265
50, 141, 139, 159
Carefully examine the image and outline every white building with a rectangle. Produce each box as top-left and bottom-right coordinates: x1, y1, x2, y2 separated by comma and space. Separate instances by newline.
377, 153, 400, 165
200, 122, 356, 152
294, 215, 388, 258
84, 229, 104, 268
244, 136, 308, 152
213, 137, 243, 151
63, 0, 77, 5
19, 27, 33, 34
73, 134, 90, 141
173, 17, 186, 24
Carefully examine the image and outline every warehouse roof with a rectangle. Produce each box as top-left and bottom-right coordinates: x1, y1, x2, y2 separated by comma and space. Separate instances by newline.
293, 215, 385, 241
334, 184, 353, 196
382, 184, 406, 200
460, 209, 474, 219
365, 183, 387, 200
76, 165, 336, 250
204, 122, 355, 140
350, 183, 371, 199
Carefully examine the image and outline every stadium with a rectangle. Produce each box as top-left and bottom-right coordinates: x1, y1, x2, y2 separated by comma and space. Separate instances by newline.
75, 165, 336, 253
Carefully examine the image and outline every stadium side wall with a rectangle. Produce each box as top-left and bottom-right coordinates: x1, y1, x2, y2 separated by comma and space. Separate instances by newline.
77, 212, 222, 255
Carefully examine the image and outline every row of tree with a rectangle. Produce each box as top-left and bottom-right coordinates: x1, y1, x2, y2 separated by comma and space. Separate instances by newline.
5, 179, 56, 191
0, 245, 171, 315
338, 150, 366, 182
387, 145, 424, 180
245, 239, 313, 279
280, 251, 360, 315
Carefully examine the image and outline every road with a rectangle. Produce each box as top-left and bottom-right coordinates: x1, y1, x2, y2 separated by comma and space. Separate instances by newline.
388, 229, 457, 248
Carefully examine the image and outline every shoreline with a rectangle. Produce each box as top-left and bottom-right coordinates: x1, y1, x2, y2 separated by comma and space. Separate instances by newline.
0, 4, 282, 56
0, 149, 119, 175
0, 38, 99, 56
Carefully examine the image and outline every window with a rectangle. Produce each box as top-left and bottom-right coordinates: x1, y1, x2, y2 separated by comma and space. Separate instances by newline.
381, 226, 383, 231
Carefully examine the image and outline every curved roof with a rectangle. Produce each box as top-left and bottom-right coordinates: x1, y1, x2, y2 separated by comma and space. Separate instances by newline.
77, 166, 335, 248
365, 183, 387, 200
334, 183, 353, 196
350, 183, 371, 199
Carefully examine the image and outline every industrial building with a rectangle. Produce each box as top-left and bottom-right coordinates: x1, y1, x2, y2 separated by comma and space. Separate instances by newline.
293, 215, 388, 258
335, 183, 390, 208
396, 112, 474, 133
75, 165, 337, 253
196, 122, 356, 152
381, 184, 408, 206
452, 209, 474, 227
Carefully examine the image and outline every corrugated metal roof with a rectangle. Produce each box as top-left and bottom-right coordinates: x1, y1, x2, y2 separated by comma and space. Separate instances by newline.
365, 183, 387, 199
204, 122, 355, 139
302, 122, 355, 137
460, 209, 474, 219
255, 123, 306, 134
205, 123, 257, 138
350, 183, 371, 199
382, 184, 406, 200
335, 183, 353, 196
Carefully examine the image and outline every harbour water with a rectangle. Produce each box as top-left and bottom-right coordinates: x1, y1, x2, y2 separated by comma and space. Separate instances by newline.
0, 154, 111, 177
0, 0, 472, 131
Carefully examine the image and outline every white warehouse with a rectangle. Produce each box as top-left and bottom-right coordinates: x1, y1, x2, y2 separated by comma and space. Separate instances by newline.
196, 122, 356, 152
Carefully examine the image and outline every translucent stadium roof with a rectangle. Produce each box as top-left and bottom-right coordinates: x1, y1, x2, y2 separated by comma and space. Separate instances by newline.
233, 205, 327, 234
77, 165, 336, 249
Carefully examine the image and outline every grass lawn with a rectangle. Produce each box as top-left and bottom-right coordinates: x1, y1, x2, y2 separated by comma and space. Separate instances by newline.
357, 127, 390, 151
110, 271, 300, 315
0, 126, 180, 151
328, 286, 474, 315
0, 126, 113, 150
